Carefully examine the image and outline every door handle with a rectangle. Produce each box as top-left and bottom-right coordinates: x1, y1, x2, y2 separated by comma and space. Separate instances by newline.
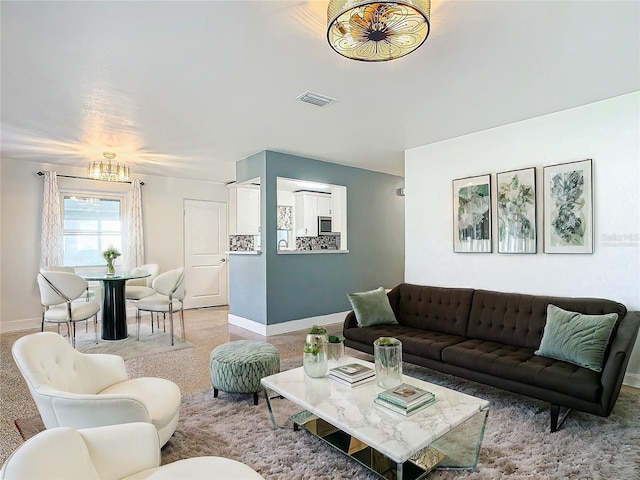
220, 258, 226, 263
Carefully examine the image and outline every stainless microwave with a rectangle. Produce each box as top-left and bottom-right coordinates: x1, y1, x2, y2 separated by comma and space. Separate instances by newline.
318, 216, 333, 235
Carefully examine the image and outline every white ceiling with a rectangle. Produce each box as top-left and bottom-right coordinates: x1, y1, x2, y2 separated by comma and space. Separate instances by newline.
1, 1, 638, 184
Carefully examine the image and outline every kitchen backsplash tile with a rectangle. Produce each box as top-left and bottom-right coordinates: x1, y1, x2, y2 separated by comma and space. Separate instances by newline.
229, 235, 255, 251
296, 234, 340, 251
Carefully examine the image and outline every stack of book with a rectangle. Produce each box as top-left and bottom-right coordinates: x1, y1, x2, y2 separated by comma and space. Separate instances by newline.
329, 363, 376, 387
374, 383, 436, 416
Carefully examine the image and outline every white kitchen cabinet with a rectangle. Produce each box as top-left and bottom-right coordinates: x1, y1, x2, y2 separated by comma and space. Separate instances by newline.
294, 192, 331, 236
317, 195, 332, 216
228, 184, 260, 235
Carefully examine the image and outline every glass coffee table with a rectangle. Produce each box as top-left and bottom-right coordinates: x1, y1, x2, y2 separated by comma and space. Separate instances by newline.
261, 357, 489, 480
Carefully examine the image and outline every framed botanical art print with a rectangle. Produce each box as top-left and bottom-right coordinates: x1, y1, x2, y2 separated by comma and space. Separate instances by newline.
453, 174, 492, 253
543, 159, 593, 253
497, 167, 537, 253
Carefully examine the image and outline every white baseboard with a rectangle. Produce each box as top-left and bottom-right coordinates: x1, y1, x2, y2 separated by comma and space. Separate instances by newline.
228, 311, 349, 337
0, 317, 42, 334
624, 372, 640, 389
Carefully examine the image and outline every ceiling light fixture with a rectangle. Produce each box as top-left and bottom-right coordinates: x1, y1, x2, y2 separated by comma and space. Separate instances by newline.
327, 0, 430, 62
87, 152, 130, 182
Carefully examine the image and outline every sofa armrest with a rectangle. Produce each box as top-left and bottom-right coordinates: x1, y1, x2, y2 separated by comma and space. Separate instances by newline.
344, 311, 358, 329
79, 423, 161, 478
600, 310, 640, 413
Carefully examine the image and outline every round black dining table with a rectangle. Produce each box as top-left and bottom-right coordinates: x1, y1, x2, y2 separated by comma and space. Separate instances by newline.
78, 270, 151, 340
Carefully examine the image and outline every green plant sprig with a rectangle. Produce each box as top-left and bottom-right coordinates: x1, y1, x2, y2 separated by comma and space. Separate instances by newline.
374, 337, 400, 347
102, 246, 121, 262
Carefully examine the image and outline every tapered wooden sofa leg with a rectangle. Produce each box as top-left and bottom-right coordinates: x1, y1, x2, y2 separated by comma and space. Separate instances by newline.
550, 404, 572, 432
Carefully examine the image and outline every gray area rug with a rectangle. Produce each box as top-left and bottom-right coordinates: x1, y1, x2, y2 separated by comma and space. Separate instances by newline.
162, 356, 640, 479
73, 318, 193, 360
14, 354, 640, 479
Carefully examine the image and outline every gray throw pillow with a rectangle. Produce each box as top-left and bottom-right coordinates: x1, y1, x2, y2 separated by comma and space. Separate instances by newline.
534, 304, 618, 372
347, 287, 397, 328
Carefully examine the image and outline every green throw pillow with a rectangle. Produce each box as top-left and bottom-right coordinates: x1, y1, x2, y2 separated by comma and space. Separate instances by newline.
347, 287, 397, 328
535, 304, 618, 372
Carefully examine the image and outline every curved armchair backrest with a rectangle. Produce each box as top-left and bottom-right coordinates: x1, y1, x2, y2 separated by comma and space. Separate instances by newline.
0, 426, 102, 479
152, 267, 185, 300
0, 423, 161, 480
11, 333, 129, 430
37, 271, 88, 307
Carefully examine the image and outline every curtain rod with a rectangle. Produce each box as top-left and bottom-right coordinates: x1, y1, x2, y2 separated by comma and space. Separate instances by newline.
36, 171, 145, 186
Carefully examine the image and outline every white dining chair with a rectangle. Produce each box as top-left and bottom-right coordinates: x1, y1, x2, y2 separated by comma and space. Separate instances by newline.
125, 263, 160, 301
136, 267, 185, 346
36, 271, 101, 347
125, 263, 161, 330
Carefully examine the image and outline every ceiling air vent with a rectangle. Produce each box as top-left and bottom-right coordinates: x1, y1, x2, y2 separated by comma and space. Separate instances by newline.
296, 91, 337, 108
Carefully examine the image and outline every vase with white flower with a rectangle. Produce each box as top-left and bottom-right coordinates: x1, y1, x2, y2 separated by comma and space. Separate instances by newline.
103, 246, 121, 275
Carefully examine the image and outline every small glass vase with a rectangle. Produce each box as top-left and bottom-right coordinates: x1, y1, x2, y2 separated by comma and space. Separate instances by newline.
303, 352, 328, 378
303, 333, 328, 378
326, 340, 345, 367
106, 261, 115, 275
374, 337, 403, 389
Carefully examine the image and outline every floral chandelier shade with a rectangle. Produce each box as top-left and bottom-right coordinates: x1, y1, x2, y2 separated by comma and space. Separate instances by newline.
87, 152, 130, 182
327, 0, 430, 62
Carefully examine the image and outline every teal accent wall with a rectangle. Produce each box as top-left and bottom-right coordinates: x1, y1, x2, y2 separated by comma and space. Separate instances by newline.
229, 150, 404, 326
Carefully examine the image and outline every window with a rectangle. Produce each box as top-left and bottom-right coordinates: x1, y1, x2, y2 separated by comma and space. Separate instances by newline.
62, 195, 123, 267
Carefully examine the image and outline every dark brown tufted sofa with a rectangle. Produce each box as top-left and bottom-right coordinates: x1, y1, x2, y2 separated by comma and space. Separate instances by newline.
343, 283, 640, 432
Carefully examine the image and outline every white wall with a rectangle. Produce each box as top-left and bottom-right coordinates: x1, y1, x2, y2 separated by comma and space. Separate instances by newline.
0, 158, 228, 331
405, 92, 640, 386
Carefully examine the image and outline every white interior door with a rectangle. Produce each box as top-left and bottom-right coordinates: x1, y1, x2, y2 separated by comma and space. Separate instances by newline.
183, 199, 228, 308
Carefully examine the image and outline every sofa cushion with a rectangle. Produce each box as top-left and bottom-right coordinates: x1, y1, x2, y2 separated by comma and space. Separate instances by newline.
391, 284, 475, 337
467, 289, 627, 349
347, 287, 397, 327
442, 339, 601, 402
343, 325, 466, 361
535, 304, 618, 372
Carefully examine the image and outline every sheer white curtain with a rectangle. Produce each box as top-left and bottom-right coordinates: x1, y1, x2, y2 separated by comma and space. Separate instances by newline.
40, 171, 63, 268
124, 179, 144, 271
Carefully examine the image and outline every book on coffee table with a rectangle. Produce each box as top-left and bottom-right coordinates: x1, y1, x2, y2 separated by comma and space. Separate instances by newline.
330, 373, 376, 388
329, 363, 375, 383
374, 395, 437, 416
378, 383, 434, 409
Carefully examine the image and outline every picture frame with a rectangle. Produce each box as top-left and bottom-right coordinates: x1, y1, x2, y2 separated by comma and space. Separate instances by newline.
453, 174, 492, 253
496, 167, 537, 254
543, 159, 593, 254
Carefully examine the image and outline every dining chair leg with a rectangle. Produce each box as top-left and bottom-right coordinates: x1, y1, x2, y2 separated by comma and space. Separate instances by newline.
136, 309, 141, 340
179, 309, 185, 341
94, 314, 98, 344
169, 309, 174, 346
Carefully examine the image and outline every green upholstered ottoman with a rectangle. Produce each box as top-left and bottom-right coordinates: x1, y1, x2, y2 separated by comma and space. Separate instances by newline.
209, 340, 280, 405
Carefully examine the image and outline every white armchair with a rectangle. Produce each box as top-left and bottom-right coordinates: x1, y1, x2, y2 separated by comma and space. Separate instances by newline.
0, 422, 265, 479
11, 332, 181, 446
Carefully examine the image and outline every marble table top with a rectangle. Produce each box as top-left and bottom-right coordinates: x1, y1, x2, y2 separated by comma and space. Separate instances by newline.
261, 356, 490, 464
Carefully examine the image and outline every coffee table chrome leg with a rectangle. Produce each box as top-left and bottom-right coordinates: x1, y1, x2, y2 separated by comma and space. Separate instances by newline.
263, 388, 288, 429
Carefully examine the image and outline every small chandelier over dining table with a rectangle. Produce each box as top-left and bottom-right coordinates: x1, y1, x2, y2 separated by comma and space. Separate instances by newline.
327, 0, 431, 62
87, 152, 130, 182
